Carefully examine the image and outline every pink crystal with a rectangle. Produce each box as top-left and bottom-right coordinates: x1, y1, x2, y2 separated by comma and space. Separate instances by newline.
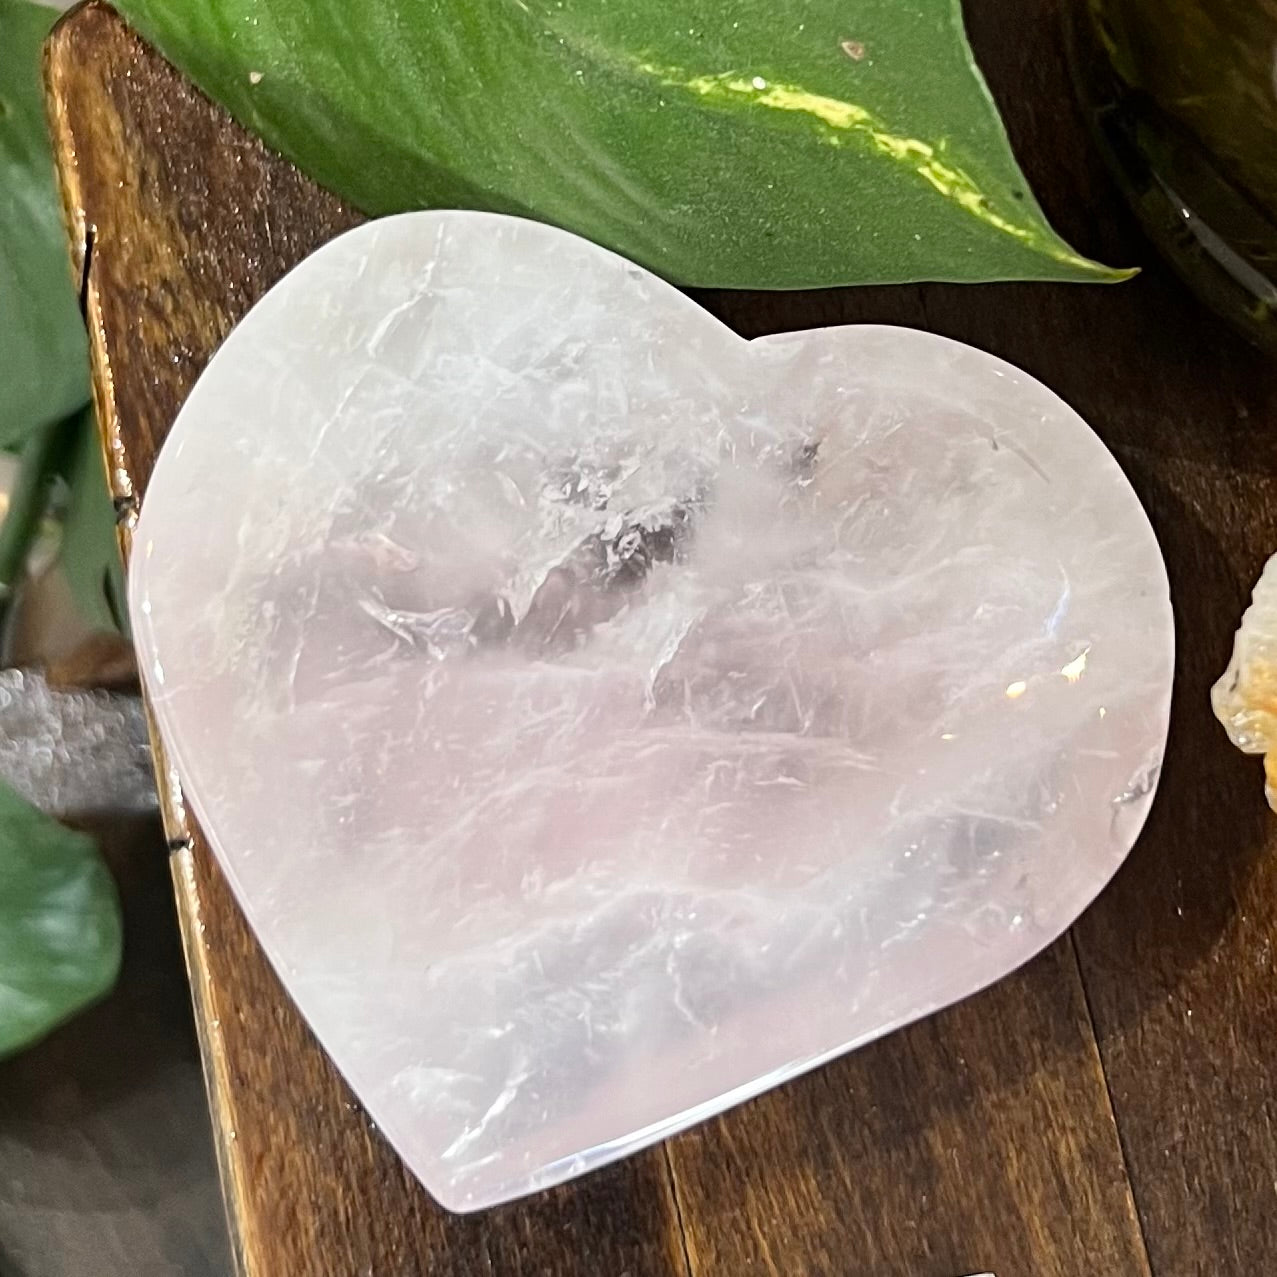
130, 212, 1173, 1210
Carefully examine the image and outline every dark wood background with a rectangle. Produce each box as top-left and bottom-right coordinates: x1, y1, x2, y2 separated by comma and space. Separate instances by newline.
44, 2, 1277, 1273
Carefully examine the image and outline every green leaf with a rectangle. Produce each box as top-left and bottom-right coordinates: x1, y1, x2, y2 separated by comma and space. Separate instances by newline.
0, 778, 122, 1058
58, 405, 126, 634
0, 407, 69, 605
0, 406, 124, 633
112, 0, 1128, 287
0, 0, 90, 450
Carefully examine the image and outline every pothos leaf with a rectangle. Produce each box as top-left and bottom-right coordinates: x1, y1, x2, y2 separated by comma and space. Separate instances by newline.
58, 406, 126, 635
0, 0, 89, 449
0, 406, 124, 634
0, 777, 122, 1058
112, 0, 1129, 287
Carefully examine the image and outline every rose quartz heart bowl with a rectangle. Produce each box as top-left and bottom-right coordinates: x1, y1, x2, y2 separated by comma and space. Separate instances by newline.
130, 211, 1173, 1210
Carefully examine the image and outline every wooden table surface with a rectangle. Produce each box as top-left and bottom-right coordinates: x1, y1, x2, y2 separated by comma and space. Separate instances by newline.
42, 3, 1277, 1274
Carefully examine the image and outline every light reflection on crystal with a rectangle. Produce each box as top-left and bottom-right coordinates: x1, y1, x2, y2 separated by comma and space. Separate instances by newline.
1061, 648, 1090, 682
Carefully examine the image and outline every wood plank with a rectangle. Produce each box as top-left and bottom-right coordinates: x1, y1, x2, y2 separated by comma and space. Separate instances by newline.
44, 9, 689, 1275
666, 940, 1150, 1277
43, 4, 1172, 1274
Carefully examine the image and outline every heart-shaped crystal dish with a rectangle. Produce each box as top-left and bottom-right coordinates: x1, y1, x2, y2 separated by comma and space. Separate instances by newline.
130, 211, 1173, 1211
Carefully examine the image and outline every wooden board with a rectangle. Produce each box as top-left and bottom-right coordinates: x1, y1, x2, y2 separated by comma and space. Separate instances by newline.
42, 2, 1277, 1273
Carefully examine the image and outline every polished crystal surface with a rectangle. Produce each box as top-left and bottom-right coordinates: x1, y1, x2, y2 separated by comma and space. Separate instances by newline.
129, 211, 1174, 1211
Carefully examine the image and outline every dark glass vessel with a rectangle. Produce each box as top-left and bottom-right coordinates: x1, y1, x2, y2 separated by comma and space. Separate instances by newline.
1071, 0, 1277, 348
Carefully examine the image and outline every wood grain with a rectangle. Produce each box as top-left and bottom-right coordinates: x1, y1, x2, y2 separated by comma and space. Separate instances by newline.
41, 1, 1277, 1274
666, 940, 1148, 1277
